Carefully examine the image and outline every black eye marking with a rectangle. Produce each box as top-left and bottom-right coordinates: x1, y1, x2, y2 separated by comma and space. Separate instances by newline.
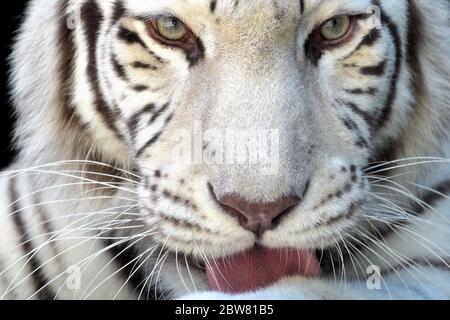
131, 61, 158, 71
304, 12, 384, 67
360, 60, 387, 76
118, 26, 166, 64
210, 0, 217, 13
145, 17, 205, 67
356, 29, 381, 50
118, 26, 148, 49
131, 85, 149, 92
345, 88, 378, 95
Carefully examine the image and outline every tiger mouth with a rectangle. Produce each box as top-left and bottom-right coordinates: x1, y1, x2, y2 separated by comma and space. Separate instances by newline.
177, 207, 362, 293
152, 203, 361, 289
201, 246, 321, 293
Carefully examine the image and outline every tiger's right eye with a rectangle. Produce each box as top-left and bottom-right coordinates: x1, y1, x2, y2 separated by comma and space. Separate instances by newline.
320, 16, 352, 41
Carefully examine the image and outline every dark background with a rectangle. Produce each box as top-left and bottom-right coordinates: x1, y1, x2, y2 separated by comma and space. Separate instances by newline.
0, 2, 29, 169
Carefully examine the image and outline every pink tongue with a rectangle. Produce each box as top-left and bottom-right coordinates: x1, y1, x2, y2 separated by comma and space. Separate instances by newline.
207, 247, 321, 293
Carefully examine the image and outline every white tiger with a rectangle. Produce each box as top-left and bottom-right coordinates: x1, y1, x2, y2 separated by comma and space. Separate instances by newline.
1, 0, 450, 300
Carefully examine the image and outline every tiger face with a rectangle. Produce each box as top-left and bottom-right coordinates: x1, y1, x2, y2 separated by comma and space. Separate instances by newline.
75, 0, 415, 259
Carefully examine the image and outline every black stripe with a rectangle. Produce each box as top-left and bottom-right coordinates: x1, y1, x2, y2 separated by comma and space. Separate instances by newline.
405, 0, 425, 112
9, 179, 55, 300
373, 0, 402, 130
111, 54, 128, 81
111, 0, 125, 24
360, 59, 386, 76
355, 136, 370, 149
128, 101, 171, 152
117, 26, 166, 64
131, 85, 149, 92
131, 61, 157, 70
355, 29, 381, 51
299, 0, 304, 14
233, 0, 240, 11
339, 115, 369, 149
210, 0, 217, 13
345, 87, 378, 95
338, 111, 370, 149
118, 26, 149, 49
345, 101, 378, 130
127, 104, 156, 142
149, 102, 170, 125
33, 193, 64, 270
342, 28, 381, 61
81, 0, 123, 140
136, 132, 163, 158
342, 117, 358, 132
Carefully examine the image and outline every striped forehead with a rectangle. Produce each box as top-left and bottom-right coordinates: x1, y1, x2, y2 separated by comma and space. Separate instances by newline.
123, 0, 303, 17
121, 0, 374, 10
122, 0, 375, 22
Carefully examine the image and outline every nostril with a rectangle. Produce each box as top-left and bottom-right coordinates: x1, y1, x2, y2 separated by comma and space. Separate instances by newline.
208, 183, 247, 224
302, 179, 311, 199
271, 196, 302, 229
208, 183, 301, 235
208, 182, 217, 200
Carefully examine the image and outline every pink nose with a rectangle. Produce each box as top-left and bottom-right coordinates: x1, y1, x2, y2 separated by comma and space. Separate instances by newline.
217, 194, 301, 236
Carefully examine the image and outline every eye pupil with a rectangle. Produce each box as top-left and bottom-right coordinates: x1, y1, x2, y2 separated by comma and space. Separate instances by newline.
329, 19, 338, 27
166, 18, 179, 28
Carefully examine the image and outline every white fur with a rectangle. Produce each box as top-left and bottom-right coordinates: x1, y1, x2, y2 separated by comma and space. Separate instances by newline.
1, 0, 450, 300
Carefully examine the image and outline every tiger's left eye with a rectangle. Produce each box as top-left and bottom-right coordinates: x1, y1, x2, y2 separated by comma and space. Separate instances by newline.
320, 16, 351, 41
155, 16, 188, 41
147, 16, 204, 65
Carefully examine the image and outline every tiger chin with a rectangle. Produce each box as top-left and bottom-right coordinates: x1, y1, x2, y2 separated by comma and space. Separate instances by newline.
0, 0, 450, 300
